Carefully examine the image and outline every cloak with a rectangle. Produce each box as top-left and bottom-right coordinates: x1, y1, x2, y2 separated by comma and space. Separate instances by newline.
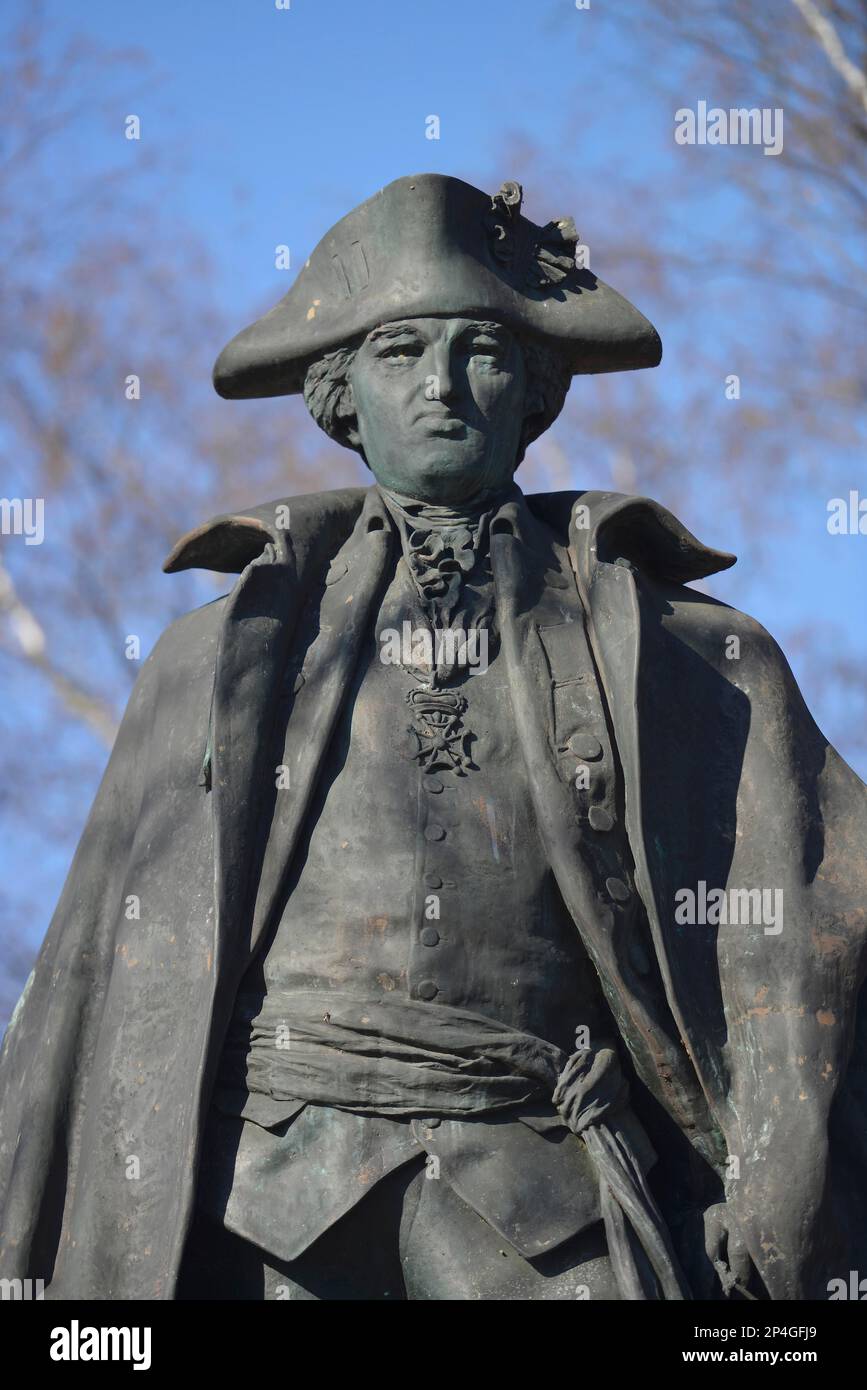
1, 484, 865, 1300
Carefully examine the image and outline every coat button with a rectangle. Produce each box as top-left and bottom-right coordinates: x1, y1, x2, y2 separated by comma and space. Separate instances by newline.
569, 733, 603, 760
420, 927, 440, 947
425, 778, 444, 793
424, 824, 446, 841
589, 806, 614, 832
418, 980, 439, 1000
424, 872, 443, 889
606, 876, 630, 903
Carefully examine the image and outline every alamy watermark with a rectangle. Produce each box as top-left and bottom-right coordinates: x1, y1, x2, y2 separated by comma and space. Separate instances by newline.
827, 490, 867, 535
0, 1276, 44, 1299
379, 622, 489, 675
50, 1320, 151, 1370
828, 1270, 867, 1299
674, 881, 783, 935
675, 101, 783, 157
0, 497, 44, 545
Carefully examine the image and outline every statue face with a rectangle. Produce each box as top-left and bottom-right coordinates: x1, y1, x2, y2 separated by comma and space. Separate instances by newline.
346, 316, 527, 506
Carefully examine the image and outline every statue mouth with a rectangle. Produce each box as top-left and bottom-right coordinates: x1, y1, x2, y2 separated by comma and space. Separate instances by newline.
416, 415, 467, 438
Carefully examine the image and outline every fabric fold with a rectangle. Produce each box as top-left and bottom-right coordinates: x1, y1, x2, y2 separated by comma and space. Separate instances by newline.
220, 988, 689, 1298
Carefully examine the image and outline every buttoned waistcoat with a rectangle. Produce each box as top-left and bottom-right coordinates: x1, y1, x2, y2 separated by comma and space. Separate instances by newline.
201, 501, 649, 1261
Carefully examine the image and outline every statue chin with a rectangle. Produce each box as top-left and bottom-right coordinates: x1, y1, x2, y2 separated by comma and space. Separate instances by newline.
368, 453, 516, 508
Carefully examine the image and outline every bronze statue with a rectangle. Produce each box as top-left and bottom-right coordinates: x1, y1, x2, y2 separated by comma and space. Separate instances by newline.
2, 174, 866, 1301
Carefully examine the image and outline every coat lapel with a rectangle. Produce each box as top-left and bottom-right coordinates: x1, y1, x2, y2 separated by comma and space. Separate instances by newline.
208, 489, 393, 973
211, 529, 299, 971
493, 493, 721, 1162
248, 489, 394, 954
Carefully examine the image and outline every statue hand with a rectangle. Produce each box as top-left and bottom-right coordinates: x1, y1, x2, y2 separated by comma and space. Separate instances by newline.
703, 1201, 757, 1299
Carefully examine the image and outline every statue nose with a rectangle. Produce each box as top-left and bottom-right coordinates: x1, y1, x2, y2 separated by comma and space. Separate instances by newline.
429, 345, 458, 403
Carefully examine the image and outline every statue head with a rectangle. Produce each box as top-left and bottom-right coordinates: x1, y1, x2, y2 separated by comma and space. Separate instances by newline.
301, 315, 571, 506
212, 173, 661, 503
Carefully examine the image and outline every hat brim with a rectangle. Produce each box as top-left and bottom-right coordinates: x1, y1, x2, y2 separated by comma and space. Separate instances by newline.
213, 174, 662, 400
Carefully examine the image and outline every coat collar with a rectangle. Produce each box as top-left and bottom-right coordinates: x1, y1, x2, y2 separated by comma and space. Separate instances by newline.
163, 485, 736, 587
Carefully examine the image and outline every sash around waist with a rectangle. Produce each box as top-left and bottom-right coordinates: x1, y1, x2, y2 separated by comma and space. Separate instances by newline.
218, 989, 569, 1118
213, 987, 687, 1297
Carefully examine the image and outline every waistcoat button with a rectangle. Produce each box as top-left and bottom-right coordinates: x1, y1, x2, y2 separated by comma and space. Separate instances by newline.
569, 733, 603, 761
418, 980, 439, 1000
420, 927, 440, 947
425, 778, 444, 794
589, 806, 614, 832
424, 824, 446, 842
606, 876, 630, 903
424, 872, 443, 889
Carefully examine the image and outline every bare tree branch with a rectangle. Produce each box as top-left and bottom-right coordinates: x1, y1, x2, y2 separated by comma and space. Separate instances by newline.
0, 554, 118, 745
789, 0, 867, 114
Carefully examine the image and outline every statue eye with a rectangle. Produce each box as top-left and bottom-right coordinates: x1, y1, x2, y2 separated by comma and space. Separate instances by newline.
380, 341, 423, 360
467, 338, 505, 358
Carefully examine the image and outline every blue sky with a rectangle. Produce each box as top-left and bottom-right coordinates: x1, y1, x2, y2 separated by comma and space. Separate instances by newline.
40, 0, 695, 325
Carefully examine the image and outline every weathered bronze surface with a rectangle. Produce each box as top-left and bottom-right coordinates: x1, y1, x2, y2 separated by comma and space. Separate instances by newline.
2, 175, 866, 1301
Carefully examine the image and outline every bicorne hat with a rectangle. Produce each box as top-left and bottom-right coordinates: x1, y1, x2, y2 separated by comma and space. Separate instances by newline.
213, 173, 661, 399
